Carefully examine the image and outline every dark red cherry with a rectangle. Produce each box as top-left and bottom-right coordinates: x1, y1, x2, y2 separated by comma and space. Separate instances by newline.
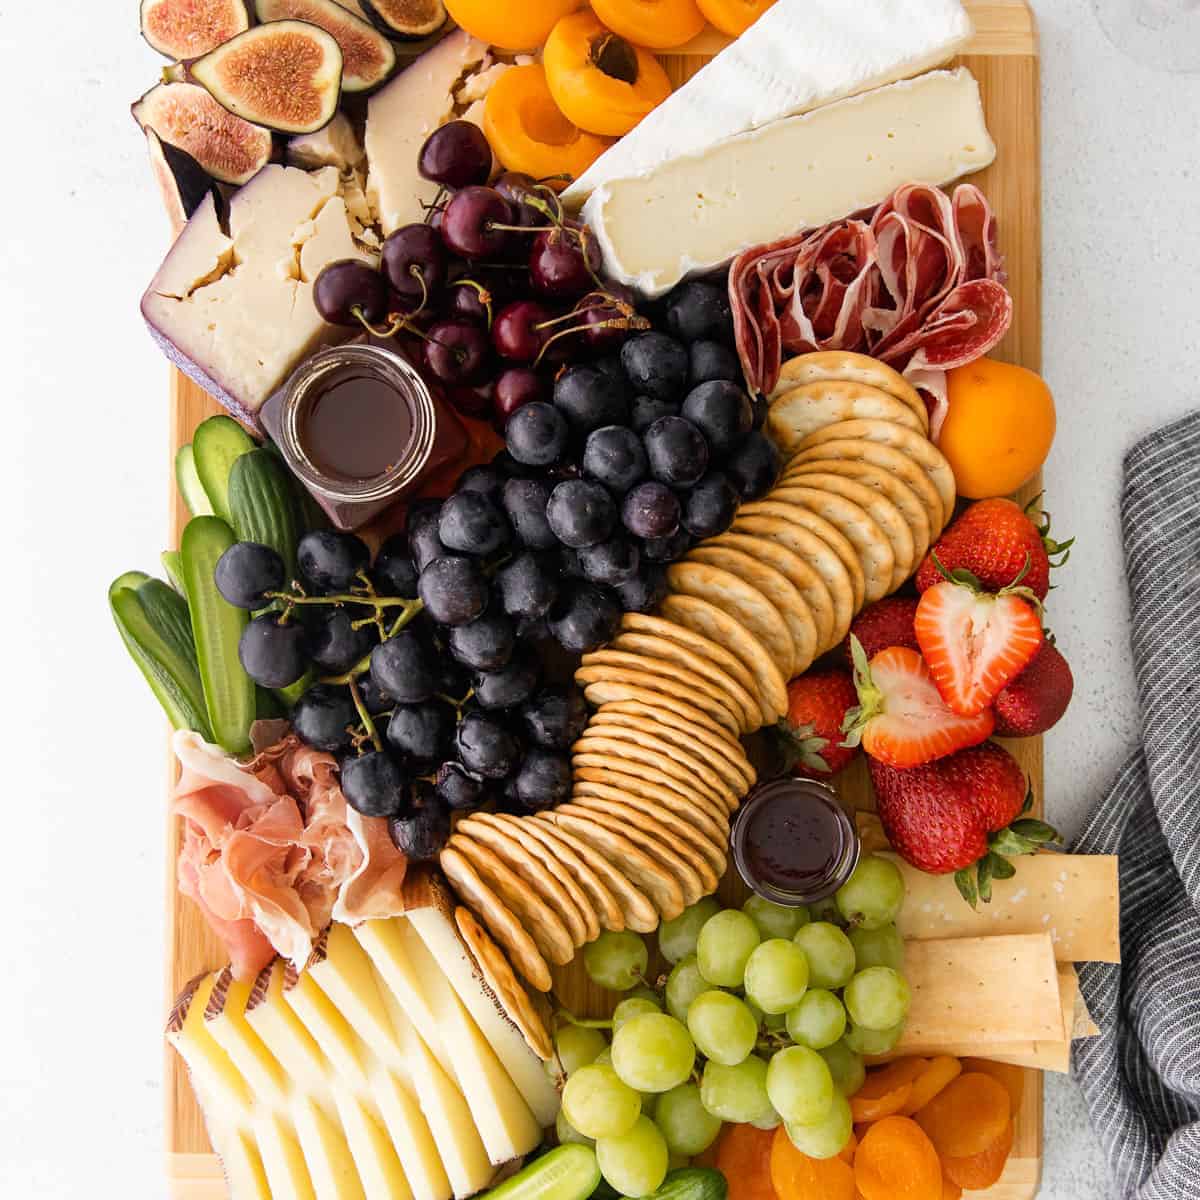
314, 260, 388, 327
443, 278, 493, 325
441, 187, 514, 260
424, 319, 491, 385
418, 121, 493, 189
494, 171, 549, 227
448, 380, 495, 419
492, 300, 555, 362
529, 222, 602, 299
494, 367, 546, 427
382, 224, 447, 304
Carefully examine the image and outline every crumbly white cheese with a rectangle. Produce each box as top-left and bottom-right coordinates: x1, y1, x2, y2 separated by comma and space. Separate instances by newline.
583, 68, 996, 299
562, 0, 973, 204
287, 113, 365, 171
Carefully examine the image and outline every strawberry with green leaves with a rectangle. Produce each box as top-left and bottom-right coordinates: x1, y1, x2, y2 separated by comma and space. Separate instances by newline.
869, 740, 1062, 906
775, 668, 860, 777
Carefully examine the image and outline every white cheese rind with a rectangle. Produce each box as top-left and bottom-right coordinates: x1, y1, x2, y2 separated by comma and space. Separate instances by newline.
562, 0, 973, 203
584, 68, 996, 299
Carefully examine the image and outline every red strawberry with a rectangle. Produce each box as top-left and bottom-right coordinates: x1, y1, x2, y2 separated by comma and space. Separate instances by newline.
842, 640, 994, 769
842, 596, 920, 665
915, 580, 1044, 716
776, 669, 860, 777
915, 497, 1073, 600
993, 640, 1074, 737
869, 741, 1062, 906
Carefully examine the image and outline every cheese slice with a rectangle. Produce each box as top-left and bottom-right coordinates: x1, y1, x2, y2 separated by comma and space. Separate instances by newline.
562, 0, 973, 203
253, 1111, 319, 1200
893, 853, 1120, 963
221, 1128, 274, 1200
167, 974, 254, 1124
583, 67, 996, 298
292, 1095, 369, 1200
332, 1083, 414, 1200
369, 1067, 454, 1200
205, 969, 291, 1110
245, 962, 334, 1101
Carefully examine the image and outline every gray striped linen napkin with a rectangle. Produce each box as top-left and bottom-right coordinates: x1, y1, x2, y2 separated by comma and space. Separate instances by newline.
1072, 410, 1200, 1198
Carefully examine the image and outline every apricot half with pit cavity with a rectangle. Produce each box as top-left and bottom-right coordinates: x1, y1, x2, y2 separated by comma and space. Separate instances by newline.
590, 0, 707, 50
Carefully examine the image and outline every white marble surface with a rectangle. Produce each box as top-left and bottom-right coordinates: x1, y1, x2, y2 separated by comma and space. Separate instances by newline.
3, 1, 1198, 1195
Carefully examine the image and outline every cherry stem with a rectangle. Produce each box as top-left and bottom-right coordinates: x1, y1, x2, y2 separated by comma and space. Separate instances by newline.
534, 315, 651, 366
453, 279, 494, 329
349, 678, 383, 753
486, 221, 556, 235
353, 306, 418, 340
527, 192, 565, 225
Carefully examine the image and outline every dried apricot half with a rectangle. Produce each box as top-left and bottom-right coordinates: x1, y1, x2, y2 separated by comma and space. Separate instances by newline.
590, 0, 706, 49
914, 1073, 1011, 1160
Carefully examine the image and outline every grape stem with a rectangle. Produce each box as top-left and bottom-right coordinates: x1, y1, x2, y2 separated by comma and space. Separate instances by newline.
319, 598, 426, 686
349, 678, 383, 753
267, 591, 418, 609
554, 1007, 614, 1031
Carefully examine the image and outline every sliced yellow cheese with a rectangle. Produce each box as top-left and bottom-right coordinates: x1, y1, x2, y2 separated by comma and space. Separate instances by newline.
292, 1095, 369, 1200
254, 1110, 318, 1200
245, 962, 332, 1100
892, 853, 1120, 963
205, 969, 291, 1110
370, 1067, 454, 1200
333, 1083, 415, 1200
167, 974, 254, 1123
221, 1127, 274, 1200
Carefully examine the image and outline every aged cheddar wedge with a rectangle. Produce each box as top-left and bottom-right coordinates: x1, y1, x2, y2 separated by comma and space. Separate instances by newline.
583, 68, 995, 298
562, 0, 973, 202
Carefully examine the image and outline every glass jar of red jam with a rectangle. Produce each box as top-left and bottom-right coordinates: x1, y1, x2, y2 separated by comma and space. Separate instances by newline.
260, 343, 468, 530
730, 777, 860, 907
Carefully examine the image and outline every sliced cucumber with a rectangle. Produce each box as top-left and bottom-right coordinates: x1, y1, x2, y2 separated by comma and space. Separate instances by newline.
481, 1146, 598, 1200
161, 549, 186, 593
174, 444, 214, 517
110, 572, 212, 738
192, 416, 257, 525
181, 516, 255, 754
229, 449, 301, 577
137, 577, 197, 664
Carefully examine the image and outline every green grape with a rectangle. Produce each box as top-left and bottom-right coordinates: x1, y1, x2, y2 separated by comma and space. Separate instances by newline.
697, 910, 761, 987
843, 966, 911, 1031
686, 990, 759, 1066
792, 922, 856, 990
818, 1040, 865, 1097
783, 1092, 852, 1160
699, 1055, 776, 1125
666, 954, 712, 1023
808, 895, 842, 924
659, 897, 723, 964
612, 1013, 696, 1093
750, 1106, 782, 1131
615, 996, 663, 1032
835, 855, 905, 931
743, 938, 810, 1014
785, 989, 846, 1050
653, 1082, 723, 1156
585, 930, 649, 991
556, 1109, 594, 1146
554, 1024, 608, 1077
597, 1115, 669, 1198
765, 1045, 835, 1126
628, 986, 665, 1008
594, 1046, 613, 1066
843, 1019, 904, 1056
562, 1063, 642, 1139
743, 895, 809, 941
848, 923, 906, 972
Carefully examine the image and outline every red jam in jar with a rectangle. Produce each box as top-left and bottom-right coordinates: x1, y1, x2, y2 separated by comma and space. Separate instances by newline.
730, 778, 860, 906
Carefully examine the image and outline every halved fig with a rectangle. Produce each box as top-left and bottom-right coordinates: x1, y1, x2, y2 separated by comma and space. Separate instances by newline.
133, 81, 273, 185
359, 0, 447, 39
254, 0, 397, 91
145, 128, 220, 235
188, 21, 344, 135
140, 0, 250, 60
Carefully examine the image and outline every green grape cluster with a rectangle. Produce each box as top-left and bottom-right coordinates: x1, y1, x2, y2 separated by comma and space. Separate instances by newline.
553, 854, 910, 1190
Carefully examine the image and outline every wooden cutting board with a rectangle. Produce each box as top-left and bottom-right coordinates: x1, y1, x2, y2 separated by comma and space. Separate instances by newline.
164, 3, 1043, 1195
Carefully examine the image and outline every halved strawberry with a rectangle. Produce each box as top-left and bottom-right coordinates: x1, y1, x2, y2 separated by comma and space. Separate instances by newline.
842, 640, 995, 769
914, 581, 1044, 717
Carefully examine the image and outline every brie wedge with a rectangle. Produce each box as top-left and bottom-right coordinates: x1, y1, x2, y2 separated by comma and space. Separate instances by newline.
583, 67, 996, 298
562, 0, 973, 203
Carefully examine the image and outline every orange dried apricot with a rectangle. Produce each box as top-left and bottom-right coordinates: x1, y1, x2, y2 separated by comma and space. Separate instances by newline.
716, 1123, 778, 1200
770, 1124, 856, 1200
960, 1059, 1025, 1118
695, 0, 775, 36
914, 1073, 1011, 1160
941, 1176, 963, 1200
443, 0, 582, 50
854, 1117, 942, 1200
543, 10, 672, 136
839, 1129, 858, 1164
482, 64, 612, 188
850, 1059, 927, 1123
902, 1057, 963, 1116
590, 0, 707, 49
942, 1119, 1015, 1190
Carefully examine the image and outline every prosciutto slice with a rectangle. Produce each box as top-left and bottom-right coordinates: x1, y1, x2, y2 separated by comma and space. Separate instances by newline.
730, 182, 1012, 437
172, 730, 407, 977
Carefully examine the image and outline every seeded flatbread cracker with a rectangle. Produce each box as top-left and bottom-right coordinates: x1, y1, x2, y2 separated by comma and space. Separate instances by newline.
580, 680, 744, 749
704, 531, 836, 654
543, 810, 691, 916
575, 663, 743, 737
491, 812, 625, 934
454, 816, 596, 947
778, 473, 914, 592
685, 544, 818, 677
794, 419, 957, 526
665, 561, 797, 681
455, 907, 554, 1061
736, 500, 867, 612
440, 846, 553, 991
727, 514, 855, 651
447, 834, 575, 966
782, 457, 932, 571
767, 379, 925, 452
771, 350, 929, 431
785, 438, 946, 537
611, 632, 764, 734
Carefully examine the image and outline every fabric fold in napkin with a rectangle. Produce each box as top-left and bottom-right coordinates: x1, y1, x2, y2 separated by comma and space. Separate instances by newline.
1073, 410, 1200, 1199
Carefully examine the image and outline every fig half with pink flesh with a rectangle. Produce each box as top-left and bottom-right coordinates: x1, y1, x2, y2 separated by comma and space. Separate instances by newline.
187, 20, 344, 134
359, 0, 447, 39
254, 0, 397, 91
133, 81, 273, 185
139, 0, 250, 60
